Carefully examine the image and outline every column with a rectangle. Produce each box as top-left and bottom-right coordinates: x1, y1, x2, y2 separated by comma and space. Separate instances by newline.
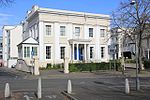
54, 23, 59, 64
77, 43, 79, 61
72, 43, 74, 61
38, 21, 44, 61
84, 44, 87, 61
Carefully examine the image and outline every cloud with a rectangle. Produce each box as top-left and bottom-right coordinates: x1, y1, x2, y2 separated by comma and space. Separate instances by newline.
0, 13, 14, 36
0, 13, 13, 17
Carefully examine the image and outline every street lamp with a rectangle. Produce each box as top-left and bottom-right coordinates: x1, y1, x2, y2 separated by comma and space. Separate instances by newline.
129, 0, 140, 91
129, 41, 140, 91
130, 0, 136, 5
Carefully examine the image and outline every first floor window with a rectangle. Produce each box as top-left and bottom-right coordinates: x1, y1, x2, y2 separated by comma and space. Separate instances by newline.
101, 47, 105, 58
100, 29, 105, 37
90, 47, 94, 59
60, 26, 66, 36
60, 47, 65, 59
46, 25, 51, 35
75, 27, 80, 36
46, 46, 51, 59
89, 28, 93, 37
24, 47, 30, 58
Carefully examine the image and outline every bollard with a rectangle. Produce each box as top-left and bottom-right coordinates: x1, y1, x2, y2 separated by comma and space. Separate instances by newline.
125, 78, 130, 94
64, 57, 69, 74
67, 80, 72, 94
4, 83, 11, 98
37, 77, 42, 99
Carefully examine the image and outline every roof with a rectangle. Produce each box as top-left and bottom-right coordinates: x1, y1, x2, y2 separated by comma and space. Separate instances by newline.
17, 37, 39, 46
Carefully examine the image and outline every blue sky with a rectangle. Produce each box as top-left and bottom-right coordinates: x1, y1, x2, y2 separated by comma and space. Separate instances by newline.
0, 0, 122, 35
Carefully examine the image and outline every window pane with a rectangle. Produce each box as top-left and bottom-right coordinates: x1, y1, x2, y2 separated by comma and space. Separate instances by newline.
46, 46, 51, 59
32, 47, 37, 56
60, 47, 65, 59
24, 47, 27, 57
46, 25, 51, 35
89, 28, 93, 37
90, 47, 94, 59
27, 47, 30, 57
60, 26, 66, 36
75, 27, 80, 36
101, 47, 105, 58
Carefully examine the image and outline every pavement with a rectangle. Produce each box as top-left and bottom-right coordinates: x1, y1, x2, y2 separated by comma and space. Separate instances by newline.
0, 66, 150, 100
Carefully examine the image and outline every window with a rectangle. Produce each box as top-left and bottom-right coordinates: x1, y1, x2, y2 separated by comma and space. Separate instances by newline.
24, 47, 30, 58
90, 47, 94, 59
46, 46, 51, 59
75, 27, 80, 36
60, 47, 65, 59
60, 26, 66, 36
46, 25, 51, 35
101, 47, 105, 58
100, 29, 105, 37
89, 28, 93, 37
32, 47, 37, 56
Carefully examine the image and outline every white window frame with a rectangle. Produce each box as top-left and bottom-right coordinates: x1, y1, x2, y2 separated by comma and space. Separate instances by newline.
60, 46, 65, 59
60, 26, 66, 36
100, 29, 105, 37
45, 46, 51, 59
24, 46, 30, 58
45, 25, 51, 36
101, 47, 105, 58
90, 47, 94, 59
75, 27, 80, 36
89, 28, 93, 37
32, 47, 38, 56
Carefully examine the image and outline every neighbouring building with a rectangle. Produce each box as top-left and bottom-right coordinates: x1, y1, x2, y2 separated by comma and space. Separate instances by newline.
2, 25, 22, 67
110, 26, 150, 60
17, 5, 111, 68
0, 36, 3, 59
0, 36, 3, 66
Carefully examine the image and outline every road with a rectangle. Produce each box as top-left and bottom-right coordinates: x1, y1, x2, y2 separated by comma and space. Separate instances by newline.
0, 68, 150, 100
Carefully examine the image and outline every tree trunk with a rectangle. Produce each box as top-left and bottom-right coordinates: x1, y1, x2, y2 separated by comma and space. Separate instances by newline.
137, 33, 145, 73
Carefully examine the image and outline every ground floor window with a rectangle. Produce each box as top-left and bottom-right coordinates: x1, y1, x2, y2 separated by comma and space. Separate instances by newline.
32, 47, 37, 56
101, 47, 105, 58
90, 47, 94, 59
24, 47, 30, 58
46, 46, 51, 59
60, 47, 65, 59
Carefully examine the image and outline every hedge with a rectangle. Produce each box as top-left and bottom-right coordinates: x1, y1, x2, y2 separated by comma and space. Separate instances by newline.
40, 63, 63, 70
143, 60, 150, 69
69, 62, 121, 72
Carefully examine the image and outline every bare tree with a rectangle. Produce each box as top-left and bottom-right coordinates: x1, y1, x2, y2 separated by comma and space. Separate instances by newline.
0, 0, 14, 6
112, 0, 150, 72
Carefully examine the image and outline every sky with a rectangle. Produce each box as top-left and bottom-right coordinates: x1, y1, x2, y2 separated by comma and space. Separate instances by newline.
0, 0, 123, 35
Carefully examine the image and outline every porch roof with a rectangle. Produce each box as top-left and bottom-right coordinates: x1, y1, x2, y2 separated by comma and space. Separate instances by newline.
17, 37, 39, 46
69, 39, 91, 44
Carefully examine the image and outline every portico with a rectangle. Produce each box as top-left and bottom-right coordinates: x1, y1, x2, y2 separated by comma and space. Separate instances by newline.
69, 39, 91, 62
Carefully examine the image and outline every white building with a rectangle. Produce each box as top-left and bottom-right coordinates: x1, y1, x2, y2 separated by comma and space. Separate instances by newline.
17, 5, 111, 68
3, 5, 111, 68
2, 25, 22, 67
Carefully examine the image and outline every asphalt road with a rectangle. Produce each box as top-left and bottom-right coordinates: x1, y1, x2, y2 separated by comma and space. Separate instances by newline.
0, 68, 150, 100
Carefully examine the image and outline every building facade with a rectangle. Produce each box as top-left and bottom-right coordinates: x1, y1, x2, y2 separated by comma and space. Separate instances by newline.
17, 5, 111, 68
110, 27, 150, 60
0, 36, 3, 59
2, 25, 22, 67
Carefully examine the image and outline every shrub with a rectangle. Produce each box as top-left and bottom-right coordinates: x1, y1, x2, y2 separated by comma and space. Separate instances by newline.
53, 63, 63, 69
69, 62, 121, 72
143, 60, 150, 69
69, 64, 80, 72
40, 63, 63, 70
